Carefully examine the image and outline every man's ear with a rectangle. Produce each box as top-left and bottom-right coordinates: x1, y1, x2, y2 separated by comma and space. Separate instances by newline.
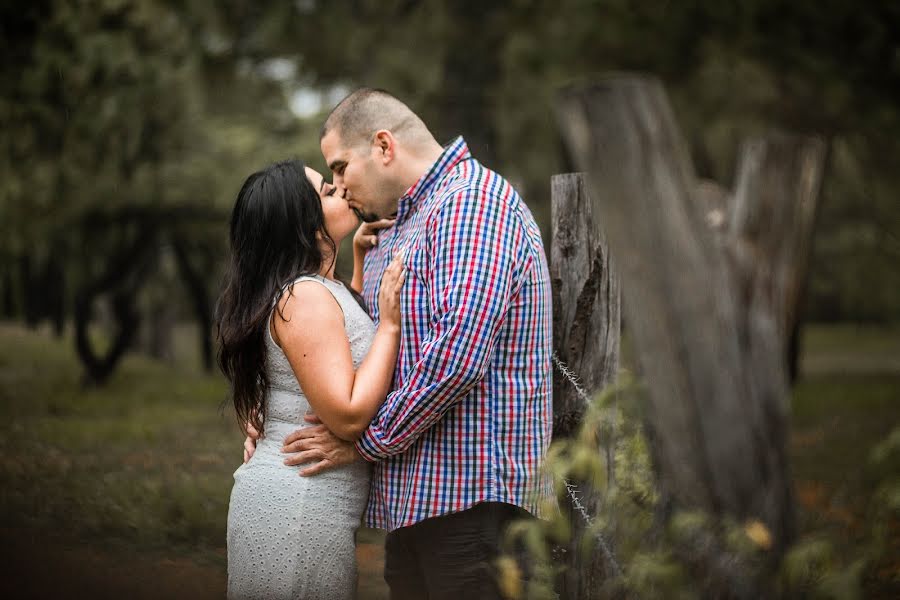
373, 130, 395, 165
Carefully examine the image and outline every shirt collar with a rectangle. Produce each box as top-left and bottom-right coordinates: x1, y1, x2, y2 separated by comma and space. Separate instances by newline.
395, 136, 470, 222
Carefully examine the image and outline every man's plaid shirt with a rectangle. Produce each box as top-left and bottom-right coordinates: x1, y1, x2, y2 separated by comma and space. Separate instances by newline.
355, 137, 554, 531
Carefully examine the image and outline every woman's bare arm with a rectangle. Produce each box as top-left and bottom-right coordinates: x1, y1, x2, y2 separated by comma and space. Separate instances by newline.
273, 258, 404, 440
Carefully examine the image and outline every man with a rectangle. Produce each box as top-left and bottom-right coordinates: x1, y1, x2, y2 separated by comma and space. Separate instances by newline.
272, 88, 552, 598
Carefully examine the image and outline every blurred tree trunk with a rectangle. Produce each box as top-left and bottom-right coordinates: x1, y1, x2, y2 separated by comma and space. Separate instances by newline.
74, 226, 155, 386
786, 320, 802, 383
557, 74, 811, 597
46, 254, 66, 337
142, 302, 175, 362
1, 265, 15, 319
172, 237, 214, 372
20, 255, 39, 329
785, 139, 832, 383
729, 135, 827, 385
75, 289, 140, 386
551, 173, 621, 599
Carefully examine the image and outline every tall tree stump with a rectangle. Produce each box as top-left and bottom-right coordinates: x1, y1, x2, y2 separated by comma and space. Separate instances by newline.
556, 74, 822, 596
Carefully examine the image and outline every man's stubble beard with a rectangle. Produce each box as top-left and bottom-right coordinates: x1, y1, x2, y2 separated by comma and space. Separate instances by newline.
353, 207, 381, 223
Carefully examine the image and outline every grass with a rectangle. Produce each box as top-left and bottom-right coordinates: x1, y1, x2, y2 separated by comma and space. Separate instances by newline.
800, 323, 900, 376
0, 321, 896, 598
792, 324, 900, 502
790, 325, 900, 597
0, 323, 238, 558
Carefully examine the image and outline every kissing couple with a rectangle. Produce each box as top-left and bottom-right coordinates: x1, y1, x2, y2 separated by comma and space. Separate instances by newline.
216, 88, 554, 599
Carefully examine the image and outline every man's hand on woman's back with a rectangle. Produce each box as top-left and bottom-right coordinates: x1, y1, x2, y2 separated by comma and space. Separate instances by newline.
281, 414, 361, 476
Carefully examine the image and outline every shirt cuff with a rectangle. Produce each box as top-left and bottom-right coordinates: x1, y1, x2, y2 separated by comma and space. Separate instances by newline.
355, 427, 390, 462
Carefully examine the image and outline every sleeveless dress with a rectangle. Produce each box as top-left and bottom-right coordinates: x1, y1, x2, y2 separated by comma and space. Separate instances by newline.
227, 275, 376, 600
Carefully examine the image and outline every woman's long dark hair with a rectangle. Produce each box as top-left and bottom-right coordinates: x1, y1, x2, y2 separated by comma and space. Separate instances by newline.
216, 159, 336, 436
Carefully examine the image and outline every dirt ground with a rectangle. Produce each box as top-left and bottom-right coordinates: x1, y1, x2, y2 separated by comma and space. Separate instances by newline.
0, 527, 387, 600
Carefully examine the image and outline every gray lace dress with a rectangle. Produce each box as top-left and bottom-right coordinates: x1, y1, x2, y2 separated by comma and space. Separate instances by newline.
227, 275, 376, 600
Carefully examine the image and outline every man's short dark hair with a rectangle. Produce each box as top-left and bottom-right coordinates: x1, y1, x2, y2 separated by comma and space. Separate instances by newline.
321, 88, 430, 149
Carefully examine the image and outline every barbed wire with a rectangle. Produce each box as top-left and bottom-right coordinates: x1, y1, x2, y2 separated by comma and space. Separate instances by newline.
563, 480, 624, 578
552, 351, 625, 578
551, 352, 592, 406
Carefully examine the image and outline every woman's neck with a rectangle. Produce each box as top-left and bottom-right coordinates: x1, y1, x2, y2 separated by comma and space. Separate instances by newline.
317, 247, 338, 280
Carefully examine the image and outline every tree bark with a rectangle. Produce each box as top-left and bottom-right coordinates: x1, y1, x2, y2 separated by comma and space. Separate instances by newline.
551, 173, 621, 436
551, 173, 621, 599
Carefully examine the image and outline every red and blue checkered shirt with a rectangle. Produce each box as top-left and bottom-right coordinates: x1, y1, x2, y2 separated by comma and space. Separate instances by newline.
355, 137, 554, 531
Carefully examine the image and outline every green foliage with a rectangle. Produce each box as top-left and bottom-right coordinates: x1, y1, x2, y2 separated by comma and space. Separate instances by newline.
780, 536, 838, 596
0, 0, 202, 241
0, 0, 348, 381
807, 138, 900, 322
870, 427, 900, 479
497, 355, 899, 599
624, 551, 695, 600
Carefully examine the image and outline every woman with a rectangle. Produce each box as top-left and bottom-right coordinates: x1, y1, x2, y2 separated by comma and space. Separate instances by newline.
216, 158, 404, 599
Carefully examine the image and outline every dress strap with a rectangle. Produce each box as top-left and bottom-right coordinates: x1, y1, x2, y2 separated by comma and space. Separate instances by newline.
267, 275, 345, 349
274, 274, 343, 303
271, 275, 345, 318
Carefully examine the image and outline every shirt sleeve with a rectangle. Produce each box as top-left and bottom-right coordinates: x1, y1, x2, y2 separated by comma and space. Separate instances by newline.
355, 187, 521, 461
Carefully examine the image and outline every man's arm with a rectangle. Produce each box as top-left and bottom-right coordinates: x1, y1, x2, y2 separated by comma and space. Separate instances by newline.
356, 187, 522, 461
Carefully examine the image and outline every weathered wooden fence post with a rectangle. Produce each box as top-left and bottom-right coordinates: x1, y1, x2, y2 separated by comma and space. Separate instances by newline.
729, 135, 827, 383
551, 173, 621, 599
555, 74, 824, 597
